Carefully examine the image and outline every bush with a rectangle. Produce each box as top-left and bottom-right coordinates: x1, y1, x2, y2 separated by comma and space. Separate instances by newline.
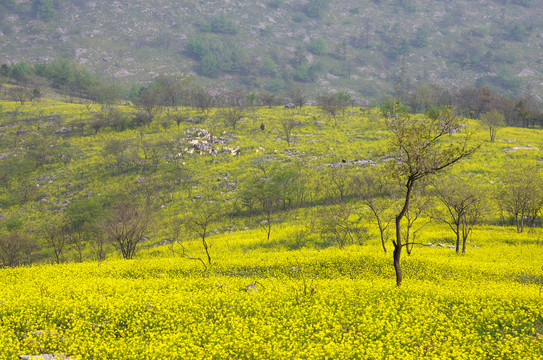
200, 53, 219, 77
305, 0, 329, 18
308, 38, 328, 55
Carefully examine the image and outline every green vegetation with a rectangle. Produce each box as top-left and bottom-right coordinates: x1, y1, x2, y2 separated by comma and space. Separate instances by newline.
2, 0, 543, 99
0, 84, 542, 357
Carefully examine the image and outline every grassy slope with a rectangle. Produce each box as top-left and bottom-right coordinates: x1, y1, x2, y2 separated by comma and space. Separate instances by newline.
0, 96, 542, 358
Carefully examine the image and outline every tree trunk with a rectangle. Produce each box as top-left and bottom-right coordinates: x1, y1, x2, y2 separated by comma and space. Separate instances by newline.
462, 225, 468, 254
456, 222, 460, 254
202, 236, 211, 264
393, 177, 415, 286
393, 240, 402, 286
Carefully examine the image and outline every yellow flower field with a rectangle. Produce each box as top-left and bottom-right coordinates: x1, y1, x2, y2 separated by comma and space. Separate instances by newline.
1, 237, 542, 359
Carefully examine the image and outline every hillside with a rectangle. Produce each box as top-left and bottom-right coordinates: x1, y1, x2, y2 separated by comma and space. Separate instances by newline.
1, 89, 543, 358
1, 0, 543, 100
0, 91, 542, 262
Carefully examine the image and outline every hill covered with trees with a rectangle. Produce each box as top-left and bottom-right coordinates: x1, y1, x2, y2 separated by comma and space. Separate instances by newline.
1, 0, 543, 101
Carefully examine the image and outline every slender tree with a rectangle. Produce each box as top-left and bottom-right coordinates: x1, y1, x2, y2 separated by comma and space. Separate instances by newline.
384, 105, 479, 285
352, 169, 397, 253
480, 110, 505, 142
185, 203, 216, 265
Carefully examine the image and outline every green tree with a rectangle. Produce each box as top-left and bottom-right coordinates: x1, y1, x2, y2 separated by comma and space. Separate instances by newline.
32, 0, 57, 20
200, 53, 219, 77
308, 38, 328, 55
218, 106, 245, 131
0, 0, 16, 10
186, 37, 208, 60
241, 160, 300, 241
306, 0, 329, 18
480, 110, 505, 142
47, 58, 76, 89
11, 62, 32, 83
384, 105, 479, 286
280, 116, 296, 146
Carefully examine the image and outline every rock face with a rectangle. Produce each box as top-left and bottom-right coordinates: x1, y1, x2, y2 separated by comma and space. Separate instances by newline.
284, 103, 296, 109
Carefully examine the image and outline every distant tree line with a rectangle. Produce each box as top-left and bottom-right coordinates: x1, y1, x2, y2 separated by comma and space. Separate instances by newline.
390, 83, 543, 129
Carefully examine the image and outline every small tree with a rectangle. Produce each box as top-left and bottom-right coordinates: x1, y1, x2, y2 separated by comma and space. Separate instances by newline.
101, 199, 154, 259
402, 187, 433, 255
43, 217, 68, 264
352, 169, 397, 253
169, 220, 208, 270
185, 203, 216, 265
65, 198, 102, 262
434, 176, 484, 253
480, 110, 505, 142
280, 116, 296, 146
259, 90, 276, 108
317, 93, 342, 126
305, 0, 329, 18
240, 160, 287, 242
9, 86, 31, 105
218, 106, 245, 131
384, 105, 479, 285
323, 166, 350, 203
288, 85, 306, 109
191, 86, 213, 116
0, 232, 36, 267
319, 204, 366, 248
498, 162, 543, 233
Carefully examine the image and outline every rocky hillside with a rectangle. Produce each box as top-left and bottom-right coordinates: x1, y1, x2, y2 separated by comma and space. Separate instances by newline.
1, 0, 543, 100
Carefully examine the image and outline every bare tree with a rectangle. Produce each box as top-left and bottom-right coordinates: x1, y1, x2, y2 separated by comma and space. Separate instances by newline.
43, 218, 69, 264
185, 204, 216, 265
498, 163, 543, 233
319, 204, 367, 248
288, 85, 306, 109
191, 86, 213, 116
352, 169, 397, 253
259, 90, 276, 108
434, 176, 485, 253
101, 200, 154, 259
402, 187, 433, 255
324, 166, 350, 203
169, 220, 207, 271
0, 232, 36, 267
218, 106, 245, 131
384, 104, 479, 286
